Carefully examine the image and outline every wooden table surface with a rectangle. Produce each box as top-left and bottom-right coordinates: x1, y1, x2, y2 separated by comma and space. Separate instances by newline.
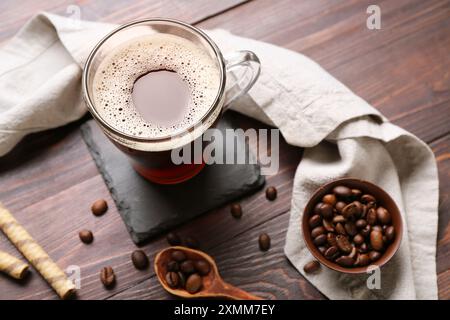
0, 0, 448, 300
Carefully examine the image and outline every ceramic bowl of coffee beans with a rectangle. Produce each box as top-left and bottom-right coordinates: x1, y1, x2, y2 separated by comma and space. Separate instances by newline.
302, 178, 403, 274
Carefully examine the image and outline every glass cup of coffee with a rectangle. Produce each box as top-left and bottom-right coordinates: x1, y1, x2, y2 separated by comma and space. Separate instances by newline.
83, 18, 260, 184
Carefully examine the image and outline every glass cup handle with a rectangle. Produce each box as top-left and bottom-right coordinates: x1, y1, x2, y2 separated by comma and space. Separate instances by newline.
222, 50, 261, 112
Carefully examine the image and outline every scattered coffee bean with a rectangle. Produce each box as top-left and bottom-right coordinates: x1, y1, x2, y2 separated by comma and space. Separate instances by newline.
186, 274, 202, 294
131, 250, 149, 270
184, 236, 199, 249
194, 260, 210, 276
385, 226, 395, 243
336, 256, 354, 267
171, 250, 186, 262
91, 199, 108, 216
336, 235, 353, 254
309, 215, 322, 228
324, 246, 339, 260
335, 201, 347, 213
319, 203, 333, 220
79, 229, 93, 244
265, 186, 277, 201
342, 201, 362, 220
322, 194, 337, 206
100, 266, 115, 288
259, 233, 271, 251
332, 185, 352, 198
370, 230, 384, 251
180, 260, 195, 274
230, 203, 242, 219
313, 234, 327, 246
304, 260, 321, 273
167, 260, 179, 272
165, 271, 179, 288
327, 233, 337, 247
167, 232, 181, 246
376, 206, 391, 225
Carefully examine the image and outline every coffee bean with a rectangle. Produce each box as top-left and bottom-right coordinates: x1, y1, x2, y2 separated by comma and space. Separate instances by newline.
309, 215, 322, 228
322, 194, 337, 206
100, 266, 115, 288
351, 189, 362, 199
180, 260, 195, 274
361, 194, 376, 205
335, 201, 347, 214
184, 236, 199, 249
336, 256, 354, 267
344, 221, 358, 236
332, 185, 352, 198
165, 271, 179, 288
360, 204, 368, 219
336, 235, 353, 254
376, 206, 391, 225
319, 203, 333, 220
131, 250, 149, 270
167, 260, 179, 272
324, 246, 339, 260
385, 226, 395, 243
304, 260, 321, 273
171, 250, 186, 262
370, 230, 384, 251
355, 253, 370, 267
186, 274, 202, 294
313, 234, 327, 246
91, 199, 108, 216
369, 251, 381, 262
79, 229, 93, 244
265, 186, 277, 201
311, 226, 326, 238
230, 203, 242, 219
194, 260, 210, 276
167, 232, 181, 246
335, 223, 346, 235
259, 233, 271, 251
342, 201, 362, 220
178, 271, 186, 289
366, 208, 377, 225
355, 219, 367, 229
353, 234, 365, 245
314, 202, 324, 215
327, 232, 337, 247
333, 215, 346, 224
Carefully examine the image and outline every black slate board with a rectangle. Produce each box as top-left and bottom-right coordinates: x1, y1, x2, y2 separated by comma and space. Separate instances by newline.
80, 113, 265, 244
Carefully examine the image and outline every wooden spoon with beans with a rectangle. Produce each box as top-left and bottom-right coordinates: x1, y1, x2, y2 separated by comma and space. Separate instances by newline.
155, 246, 262, 300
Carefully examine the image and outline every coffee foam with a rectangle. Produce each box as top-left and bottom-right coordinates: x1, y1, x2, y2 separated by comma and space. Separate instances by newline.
93, 34, 221, 139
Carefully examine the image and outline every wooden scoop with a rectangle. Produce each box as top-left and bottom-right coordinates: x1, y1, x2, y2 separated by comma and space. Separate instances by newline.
155, 246, 262, 300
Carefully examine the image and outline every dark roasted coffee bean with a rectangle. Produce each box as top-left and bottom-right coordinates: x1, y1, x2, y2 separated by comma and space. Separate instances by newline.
319, 203, 333, 220
342, 201, 362, 220
370, 230, 384, 251
184, 236, 199, 249
385, 226, 395, 243
171, 250, 187, 262
165, 271, 179, 288
180, 260, 195, 274
259, 233, 271, 251
178, 271, 186, 288
353, 234, 365, 246
366, 208, 377, 225
167, 260, 179, 272
304, 260, 321, 273
351, 189, 362, 199
265, 186, 277, 201
324, 246, 339, 260
333, 215, 346, 224
91, 199, 108, 216
186, 274, 202, 294
311, 226, 325, 238
369, 251, 381, 262
336, 235, 353, 254
313, 234, 327, 246
336, 256, 355, 267
335, 223, 346, 235
322, 219, 334, 232
167, 232, 181, 246
376, 206, 391, 225
309, 215, 322, 228
344, 221, 358, 236
360, 204, 368, 219
355, 253, 370, 267
361, 194, 376, 204
79, 230, 93, 244
194, 260, 210, 276
355, 219, 367, 229
314, 202, 324, 215
322, 194, 337, 206
327, 233, 337, 247
230, 203, 242, 219
131, 250, 149, 270
361, 224, 371, 237
359, 243, 369, 253
100, 266, 115, 288
333, 185, 352, 198
335, 201, 347, 214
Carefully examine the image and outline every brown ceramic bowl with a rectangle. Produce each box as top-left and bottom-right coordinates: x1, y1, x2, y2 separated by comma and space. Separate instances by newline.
302, 178, 403, 274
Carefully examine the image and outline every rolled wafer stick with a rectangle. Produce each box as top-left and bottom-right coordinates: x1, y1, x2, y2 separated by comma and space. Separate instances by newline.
0, 203, 76, 299
0, 250, 29, 279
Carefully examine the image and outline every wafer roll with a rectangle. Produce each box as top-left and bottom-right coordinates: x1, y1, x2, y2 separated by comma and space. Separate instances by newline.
0, 250, 29, 279
0, 203, 76, 299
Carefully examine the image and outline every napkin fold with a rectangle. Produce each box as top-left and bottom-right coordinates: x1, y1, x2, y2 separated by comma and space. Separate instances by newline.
0, 12, 439, 299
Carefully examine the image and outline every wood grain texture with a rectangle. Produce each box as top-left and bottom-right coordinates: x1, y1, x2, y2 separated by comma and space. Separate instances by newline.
0, 0, 448, 300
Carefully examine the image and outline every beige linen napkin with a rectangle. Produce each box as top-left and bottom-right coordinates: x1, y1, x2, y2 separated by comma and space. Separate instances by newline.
0, 13, 439, 299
